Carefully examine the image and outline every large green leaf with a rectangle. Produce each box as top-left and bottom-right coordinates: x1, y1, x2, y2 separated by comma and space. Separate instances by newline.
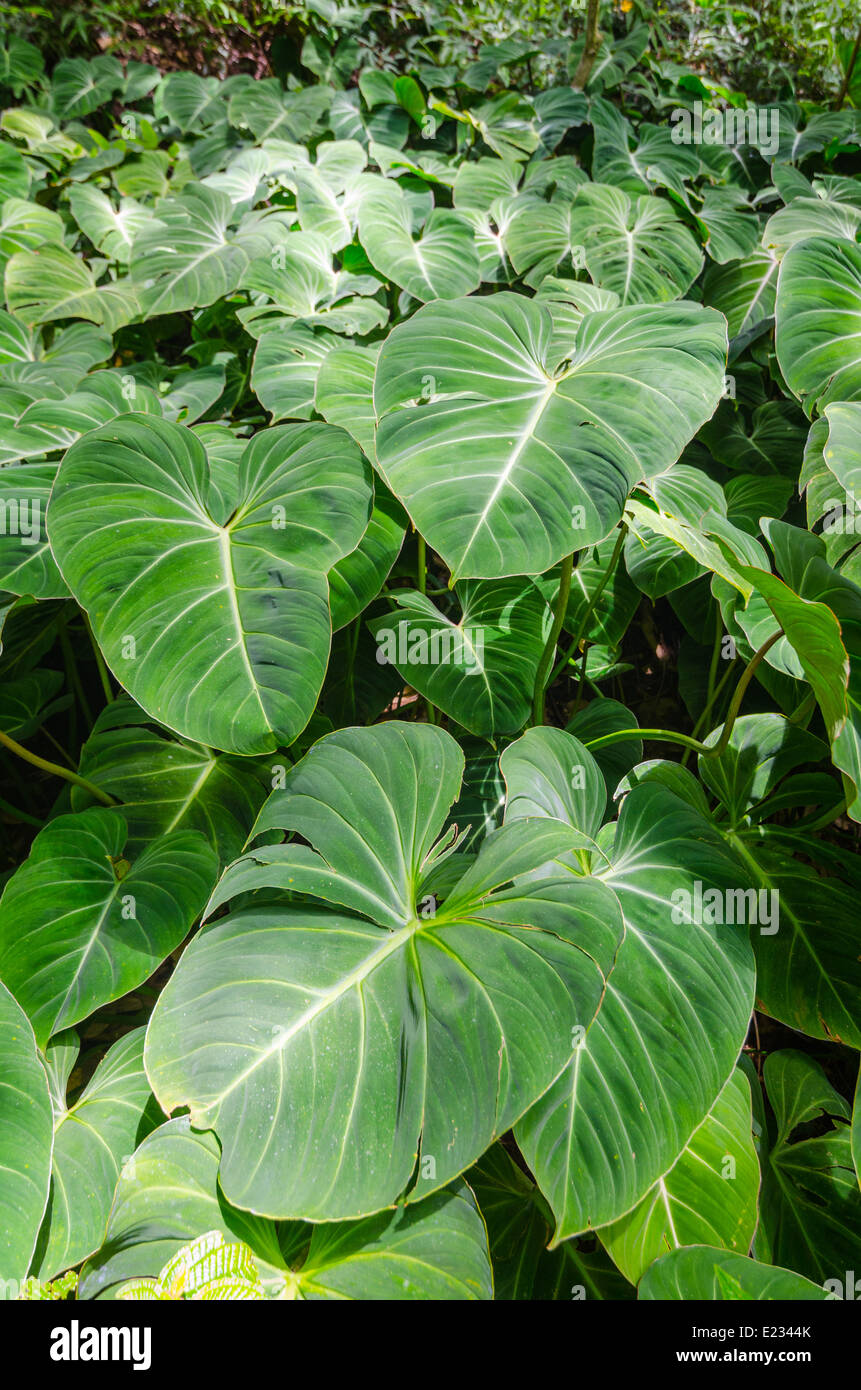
314, 342, 379, 458
5, 244, 138, 331
48, 416, 372, 754
373, 293, 727, 579
738, 557, 860, 821
775, 236, 861, 414
504, 195, 590, 288
145, 722, 622, 1221
292, 1182, 492, 1299
731, 829, 861, 1049
293, 140, 368, 249
0, 37, 43, 96
357, 180, 480, 301
51, 56, 124, 119
79, 1119, 492, 1300
130, 184, 249, 316
238, 228, 384, 336
71, 698, 268, 864
820, 400, 861, 507
33, 1027, 160, 1281
702, 249, 779, 339
698, 187, 761, 264
368, 577, 552, 735
0, 808, 217, 1049
0, 668, 64, 739
78, 1119, 283, 1299
68, 184, 153, 265
699, 712, 826, 828
0, 981, 53, 1283
252, 324, 339, 421
468, 1143, 634, 1300
758, 1051, 861, 1284
328, 492, 406, 631
0, 196, 64, 277
598, 1069, 759, 1283
508, 729, 755, 1238
0, 462, 68, 599
563, 183, 704, 304
763, 196, 861, 257
638, 1245, 828, 1300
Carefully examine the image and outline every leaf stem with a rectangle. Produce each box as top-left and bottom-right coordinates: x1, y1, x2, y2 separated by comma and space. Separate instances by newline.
84, 612, 114, 704
60, 620, 93, 729
532, 551, 574, 725
563, 524, 627, 704
417, 532, 427, 596
0, 728, 118, 806
42, 728, 76, 767
681, 634, 738, 767
585, 630, 782, 760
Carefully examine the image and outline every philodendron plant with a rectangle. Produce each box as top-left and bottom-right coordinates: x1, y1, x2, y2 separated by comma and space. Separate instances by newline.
0, 15, 860, 1304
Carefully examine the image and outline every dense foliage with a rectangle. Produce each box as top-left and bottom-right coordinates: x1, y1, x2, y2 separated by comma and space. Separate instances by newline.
0, 3, 860, 1303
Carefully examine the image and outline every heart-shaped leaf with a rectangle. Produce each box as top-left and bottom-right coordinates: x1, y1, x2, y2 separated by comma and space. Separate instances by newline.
0, 808, 217, 1048
145, 722, 622, 1220
373, 293, 727, 579
48, 415, 372, 753
508, 728, 755, 1238
358, 179, 480, 301
776, 236, 861, 414
0, 981, 53, 1282
33, 1027, 159, 1281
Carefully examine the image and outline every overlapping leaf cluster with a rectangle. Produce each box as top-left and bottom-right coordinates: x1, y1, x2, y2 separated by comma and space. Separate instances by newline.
0, 18, 860, 1303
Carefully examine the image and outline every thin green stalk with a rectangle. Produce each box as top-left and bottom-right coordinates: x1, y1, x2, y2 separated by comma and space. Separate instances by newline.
414, 534, 439, 723
42, 728, 76, 767
571, 642, 589, 718
84, 613, 113, 704
681, 653, 738, 767
585, 630, 782, 760
692, 658, 737, 740
532, 552, 575, 726
230, 352, 253, 420
726, 829, 775, 894
587, 724, 711, 757
710, 629, 782, 754
550, 524, 627, 692
704, 604, 723, 713
0, 727, 117, 806
343, 617, 361, 723
417, 532, 427, 596
60, 621, 93, 729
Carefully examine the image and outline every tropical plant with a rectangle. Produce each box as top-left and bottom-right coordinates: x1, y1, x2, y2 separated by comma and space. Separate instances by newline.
0, 6, 859, 1305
